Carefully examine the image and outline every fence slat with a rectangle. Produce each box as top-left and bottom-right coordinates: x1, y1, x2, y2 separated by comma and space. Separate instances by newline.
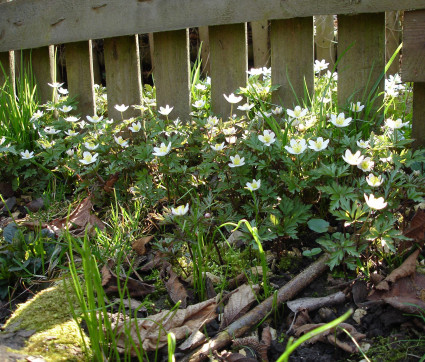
314, 15, 335, 67
1, 0, 425, 53
104, 35, 142, 120
198, 26, 210, 75
209, 23, 247, 118
401, 10, 425, 82
385, 11, 401, 75
251, 20, 270, 68
153, 29, 190, 121
65, 41, 95, 117
412, 83, 425, 147
21, 46, 56, 104
271, 17, 314, 109
337, 13, 385, 109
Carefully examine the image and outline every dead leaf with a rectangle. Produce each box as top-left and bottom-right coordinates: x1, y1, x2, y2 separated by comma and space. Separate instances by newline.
115, 297, 217, 353
404, 209, 425, 241
286, 291, 346, 313
101, 263, 155, 298
376, 249, 420, 290
160, 262, 189, 308
103, 173, 119, 193
179, 330, 206, 351
221, 284, 260, 329
132, 236, 153, 256
232, 336, 268, 362
214, 350, 258, 362
261, 326, 272, 347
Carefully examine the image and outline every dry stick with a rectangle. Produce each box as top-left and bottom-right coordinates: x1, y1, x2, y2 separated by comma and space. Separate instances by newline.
186, 254, 330, 362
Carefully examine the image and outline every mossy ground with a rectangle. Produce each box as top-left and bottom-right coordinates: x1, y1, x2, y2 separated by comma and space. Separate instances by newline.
3, 279, 91, 361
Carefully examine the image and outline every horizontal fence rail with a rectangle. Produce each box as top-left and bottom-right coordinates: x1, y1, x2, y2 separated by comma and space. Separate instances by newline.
1, 1, 425, 144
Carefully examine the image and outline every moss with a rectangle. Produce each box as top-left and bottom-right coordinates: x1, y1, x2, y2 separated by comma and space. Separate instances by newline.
278, 250, 302, 272
4, 279, 92, 361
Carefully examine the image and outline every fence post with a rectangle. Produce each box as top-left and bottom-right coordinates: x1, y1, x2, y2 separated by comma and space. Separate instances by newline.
271, 17, 314, 109
385, 11, 401, 75
337, 13, 385, 110
251, 20, 270, 68
314, 15, 335, 67
65, 40, 96, 117
402, 10, 425, 147
104, 35, 142, 121
209, 23, 248, 118
153, 29, 190, 121
198, 27, 210, 75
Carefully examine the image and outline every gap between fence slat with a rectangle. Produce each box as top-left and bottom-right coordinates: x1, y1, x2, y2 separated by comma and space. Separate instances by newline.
271, 17, 314, 109
314, 15, 336, 68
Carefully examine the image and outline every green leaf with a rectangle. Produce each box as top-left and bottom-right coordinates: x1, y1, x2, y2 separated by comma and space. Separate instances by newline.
307, 219, 329, 233
302, 248, 322, 258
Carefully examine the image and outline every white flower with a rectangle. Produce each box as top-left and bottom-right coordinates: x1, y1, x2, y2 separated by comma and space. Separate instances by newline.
228, 154, 245, 167
287, 106, 307, 119
223, 127, 236, 136
246, 179, 261, 191
247, 68, 264, 76
223, 93, 243, 104
285, 139, 307, 155
366, 174, 384, 187
48, 82, 64, 88
44, 126, 61, 135
330, 113, 352, 127
237, 103, 254, 111
314, 59, 329, 73
31, 110, 44, 120
105, 118, 114, 124
356, 139, 369, 149
210, 142, 225, 151
128, 122, 142, 133
158, 105, 173, 116
308, 137, 329, 151
65, 130, 78, 137
342, 149, 364, 165
153, 142, 172, 156
66, 149, 75, 156
58, 87, 69, 95
114, 104, 129, 112
364, 193, 387, 210
385, 118, 409, 129
350, 102, 365, 113
195, 84, 207, 91
20, 150, 34, 159
325, 70, 338, 81
258, 130, 276, 147
64, 116, 80, 125
206, 116, 219, 128
272, 106, 283, 115
84, 142, 99, 150
192, 100, 206, 109
114, 136, 129, 148
79, 151, 98, 165
86, 115, 103, 123
0, 136, 5, 146
60, 105, 73, 113
357, 157, 374, 172
171, 203, 189, 216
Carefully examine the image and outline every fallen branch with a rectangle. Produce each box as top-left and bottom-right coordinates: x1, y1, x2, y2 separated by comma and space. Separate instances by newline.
286, 291, 346, 313
185, 254, 330, 362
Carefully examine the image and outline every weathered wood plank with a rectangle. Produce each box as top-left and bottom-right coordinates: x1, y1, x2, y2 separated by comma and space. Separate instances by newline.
21, 46, 56, 103
251, 20, 270, 68
103, 35, 142, 120
271, 17, 314, 109
401, 10, 425, 82
209, 23, 247, 118
314, 15, 335, 67
412, 83, 425, 148
65, 40, 95, 117
1, 0, 425, 52
153, 29, 190, 121
198, 26, 210, 75
337, 13, 385, 109
385, 11, 401, 75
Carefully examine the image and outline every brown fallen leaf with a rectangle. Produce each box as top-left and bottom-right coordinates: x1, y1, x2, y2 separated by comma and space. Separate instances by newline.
232, 336, 268, 362
114, 297, 217, 353
103, 172, 119, 193
404, 209, 425, 242
179, 330, 207, 351
221, 284, 260, 329
101, 262, 155, 298
132, 235, 153, 256
376, 249, 421, 291
161, 262, 190, 308
214, 350, 258, 362
261, 326, 272, 347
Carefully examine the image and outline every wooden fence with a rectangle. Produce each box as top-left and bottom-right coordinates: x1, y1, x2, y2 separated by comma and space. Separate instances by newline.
1, 1, 425, 144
